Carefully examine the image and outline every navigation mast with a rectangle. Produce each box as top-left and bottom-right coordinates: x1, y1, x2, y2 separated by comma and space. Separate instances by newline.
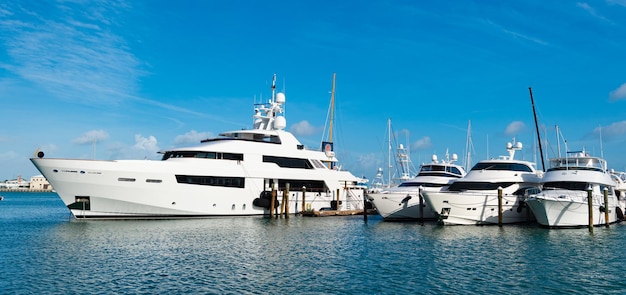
529, 87, 545, 172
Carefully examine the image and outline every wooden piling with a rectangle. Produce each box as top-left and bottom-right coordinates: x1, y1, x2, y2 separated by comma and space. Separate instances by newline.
285, 183, 290, 218
336, 189, 340, 210
279, 188, 285, 217
498, 187, 503, 227
419, 187, 424, 226
301, 186, 306, 214
587, 186, 593, 233
270, 183, 276, 219
363, 191, 368, 223
604, 187, 609, 228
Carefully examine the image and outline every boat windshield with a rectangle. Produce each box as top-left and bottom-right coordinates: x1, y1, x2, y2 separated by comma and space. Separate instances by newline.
548, 157, 605, 172
471, 162, 533, 172
418, 165, 464, 177
544, 181, 614, 194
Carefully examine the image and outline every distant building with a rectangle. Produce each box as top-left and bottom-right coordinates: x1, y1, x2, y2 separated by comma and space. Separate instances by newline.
29, 175, 53, 191
0, 175, 30, 190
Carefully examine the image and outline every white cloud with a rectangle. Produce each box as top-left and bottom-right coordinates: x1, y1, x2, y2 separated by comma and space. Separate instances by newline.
355, 152, 382, 176
133, 134, 160, 156
290, 120, 319, 136
411, 136, 432, 150
592, 121, 626, 140
504, 121, 525, 136
174, 130, 213, 145
609, 83, 626, 101
73, 129, 109, 145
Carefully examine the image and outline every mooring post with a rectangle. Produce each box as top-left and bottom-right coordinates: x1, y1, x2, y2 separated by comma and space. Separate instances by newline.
587, 185, 593, 233
419, 186, 424, 226
363, 191, 368, 223
335, 188, 340, 211
498, 187, 503, 227
301, 186, 306, 214
604, 187, 609, 228
285, 183, 290, 218
270, 183, 276, 219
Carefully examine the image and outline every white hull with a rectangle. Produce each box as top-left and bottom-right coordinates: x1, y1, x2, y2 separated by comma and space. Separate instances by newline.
31, 158, 364, 219
525, 152, 625, 228
367, 189, 436, 220
366, 154, 466, 221
423, 191, 534, 225
30, 80, 367, 219
526, 190, 623, 228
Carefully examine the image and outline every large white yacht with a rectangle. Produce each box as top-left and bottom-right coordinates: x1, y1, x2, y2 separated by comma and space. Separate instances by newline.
30, 75, 366, 219
525, 151, 625, 228
422, 140, 543, 225
367, 152, 466, 221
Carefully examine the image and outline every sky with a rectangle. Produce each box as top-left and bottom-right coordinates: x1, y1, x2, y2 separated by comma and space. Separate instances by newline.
1, 0, 626, 183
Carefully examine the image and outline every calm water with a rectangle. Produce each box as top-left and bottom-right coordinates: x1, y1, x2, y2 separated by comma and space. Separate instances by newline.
1, 192, 625, 294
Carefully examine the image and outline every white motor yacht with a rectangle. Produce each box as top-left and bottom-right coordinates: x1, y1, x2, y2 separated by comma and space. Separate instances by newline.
367, 153, 466, 221
525, 151, 625, 228
30, 75, 366, 219
422, 140, 542, 225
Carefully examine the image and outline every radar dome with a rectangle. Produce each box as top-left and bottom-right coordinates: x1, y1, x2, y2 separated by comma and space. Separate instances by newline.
515, 142, 523, 149
506, 142, 513, 149
451, 153, 458, 161
274, 116, 286, 130
275, 92, 286, 104
431, 154, 438, 162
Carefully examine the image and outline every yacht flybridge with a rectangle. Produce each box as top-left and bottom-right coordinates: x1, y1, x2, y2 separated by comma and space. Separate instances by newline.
31, 75, 366, 219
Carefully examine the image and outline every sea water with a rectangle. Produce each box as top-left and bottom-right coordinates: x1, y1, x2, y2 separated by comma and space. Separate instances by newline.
1, 192, 625, 294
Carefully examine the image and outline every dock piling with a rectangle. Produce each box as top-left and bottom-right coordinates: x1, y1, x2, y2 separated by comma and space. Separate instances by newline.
587, 186, 593, 233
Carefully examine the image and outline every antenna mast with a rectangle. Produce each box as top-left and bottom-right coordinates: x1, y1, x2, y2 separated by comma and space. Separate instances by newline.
529, 87, 545, 172
329, 73, 336, 143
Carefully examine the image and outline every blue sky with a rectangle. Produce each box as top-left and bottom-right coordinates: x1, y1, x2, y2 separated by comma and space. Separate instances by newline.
1, 0, 626, 182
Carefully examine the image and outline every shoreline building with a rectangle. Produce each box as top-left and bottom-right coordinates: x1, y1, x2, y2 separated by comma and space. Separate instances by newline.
29, 175, 53, 191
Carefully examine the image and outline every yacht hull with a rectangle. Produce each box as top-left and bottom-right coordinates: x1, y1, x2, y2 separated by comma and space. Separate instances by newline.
367, 191, 437, 221
526, 190, 623, 228
31, 157, 364, 219
423, 191, 534, 225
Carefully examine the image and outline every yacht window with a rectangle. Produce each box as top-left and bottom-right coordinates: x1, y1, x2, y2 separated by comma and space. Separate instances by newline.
263, 156, 314, 169
448, 167, 463, 176
543, 181, 588, 191
269, 179, 326, 191
398, 182, 446, 188
471, 162, 532, 172
448, 181, 515, 191
162, 151, 243, 161
310, 159, 327, 169
176, 175, 245, 188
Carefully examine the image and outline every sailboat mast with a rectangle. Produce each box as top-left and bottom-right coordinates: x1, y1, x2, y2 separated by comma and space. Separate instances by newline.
387, 118, 391, 187
529, 87, 545, 172
465, 120, 472, 172
329, 73, 336, 143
